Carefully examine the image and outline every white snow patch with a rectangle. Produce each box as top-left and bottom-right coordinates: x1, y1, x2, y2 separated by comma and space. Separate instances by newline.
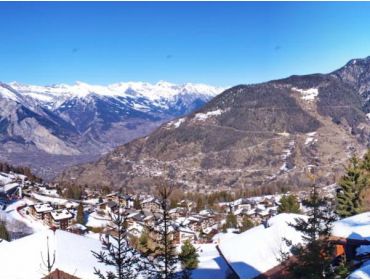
194, 109, 224, 121
168, 117, 186, 128
292, 87, 319, 101
304, 133, 317, 145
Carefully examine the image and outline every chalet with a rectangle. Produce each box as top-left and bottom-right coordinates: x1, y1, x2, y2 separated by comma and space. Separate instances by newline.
331, 212, 370, 271
187, 215, 204, 232
177, 226, 197, 244
217, 213, 306, 279
32, 203, 53, 220
141, 197, 161, 212
106, 201, 118, 214
67, 223, 88, 235
169, 207, 187, 219
98, 201, 118, 215
177, 199, 194, 210
48, 209, 74, 230
126, 210, 145, 227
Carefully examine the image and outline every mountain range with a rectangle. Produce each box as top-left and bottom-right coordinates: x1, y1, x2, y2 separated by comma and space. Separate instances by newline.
0, 81, 223, 179
57, 57, 370, 192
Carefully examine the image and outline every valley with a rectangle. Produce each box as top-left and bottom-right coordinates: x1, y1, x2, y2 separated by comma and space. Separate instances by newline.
0, 81, 222, 179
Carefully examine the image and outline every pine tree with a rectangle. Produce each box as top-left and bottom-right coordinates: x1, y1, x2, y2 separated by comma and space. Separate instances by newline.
92, 195, 149, 279
278, 194, 301, 214
360, 149, 370, 173
138, 228, 151, 255
225, 212, 237, 229
0, 222, 10, 241
147, 179, 178, 279
284, 185, 337, 278
336, 156, 366, 218
76, 203, 85, 225
178, 240, 199, 278
240, 216, 254, 232
134, 196, 141, 210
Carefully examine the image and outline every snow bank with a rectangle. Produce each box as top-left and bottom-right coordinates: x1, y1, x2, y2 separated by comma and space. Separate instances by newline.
218, 213, 307, 278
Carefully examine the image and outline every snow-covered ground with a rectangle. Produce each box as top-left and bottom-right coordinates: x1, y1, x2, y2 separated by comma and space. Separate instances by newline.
4, 199, 46, 233
86, 212, 111, 228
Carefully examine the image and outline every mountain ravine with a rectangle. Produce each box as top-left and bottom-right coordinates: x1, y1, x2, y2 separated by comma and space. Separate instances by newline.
56, 57, 370, 192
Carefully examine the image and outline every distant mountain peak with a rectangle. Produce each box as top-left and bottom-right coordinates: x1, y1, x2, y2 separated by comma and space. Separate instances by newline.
0, 80, 222, 179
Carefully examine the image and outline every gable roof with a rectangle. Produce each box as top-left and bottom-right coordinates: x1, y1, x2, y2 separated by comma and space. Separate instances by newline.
217, 213, 306, 279
0, 230, 107, 279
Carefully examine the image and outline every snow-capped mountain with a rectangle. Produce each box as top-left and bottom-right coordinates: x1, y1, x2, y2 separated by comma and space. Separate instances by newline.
58, 57, 370, 192
0, 81, 223, 179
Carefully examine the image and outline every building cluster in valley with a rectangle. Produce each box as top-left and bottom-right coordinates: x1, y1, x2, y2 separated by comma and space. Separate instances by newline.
0, 170, 337, 242
4, 170, 370, 279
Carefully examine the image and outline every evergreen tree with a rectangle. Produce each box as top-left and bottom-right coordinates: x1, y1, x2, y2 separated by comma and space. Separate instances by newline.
336, 156, 367, 218
0, 222, 10, 241
240, 216, 254, 232
76, 203, 84, 225
278, 194, 301, 214
225, 212, 237, 229
134, 196, 141, 210
360, 149, 370, 173
284, 185, 337, 278
147, 180, 178, 279
178, 240, 199, 278
195, 196, 205, 212
138, 229, 151, 256
92, 196, 149, 279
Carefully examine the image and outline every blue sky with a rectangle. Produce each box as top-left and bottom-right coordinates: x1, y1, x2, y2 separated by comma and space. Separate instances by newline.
2, 2, 370, 87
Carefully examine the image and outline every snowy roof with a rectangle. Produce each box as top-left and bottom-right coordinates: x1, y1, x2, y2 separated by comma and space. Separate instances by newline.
0, 230, 109, 279
191, 243, 229, 279
67, 223, 87, 231
34, 203, 53, 213
32, 193, 68, 205
332, 212, 370, 241
349, 260, 370, 279
50, 209, 73, 221
218, 213, 307, 278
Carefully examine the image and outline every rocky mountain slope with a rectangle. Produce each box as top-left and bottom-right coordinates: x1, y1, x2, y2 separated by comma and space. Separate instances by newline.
57, 57, 370, 192
0, 81, 222, 179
